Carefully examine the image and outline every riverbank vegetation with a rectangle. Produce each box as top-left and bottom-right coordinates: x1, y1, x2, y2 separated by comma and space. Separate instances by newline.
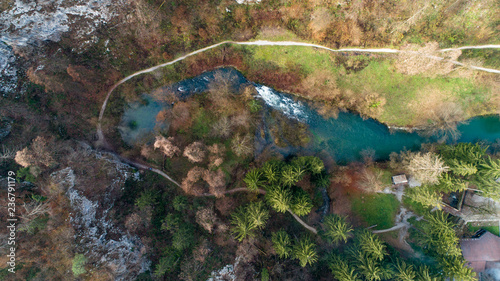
3, 0, 500, 280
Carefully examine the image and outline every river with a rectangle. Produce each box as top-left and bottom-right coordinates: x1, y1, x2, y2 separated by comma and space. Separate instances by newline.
119, 67, 500, 163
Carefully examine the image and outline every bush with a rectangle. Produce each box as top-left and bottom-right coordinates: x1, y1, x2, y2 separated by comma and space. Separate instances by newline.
72, 254, 87, 277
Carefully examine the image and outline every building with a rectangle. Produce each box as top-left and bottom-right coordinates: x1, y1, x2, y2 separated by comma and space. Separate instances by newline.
391, 174, 408, 185
460, 231, 500, 273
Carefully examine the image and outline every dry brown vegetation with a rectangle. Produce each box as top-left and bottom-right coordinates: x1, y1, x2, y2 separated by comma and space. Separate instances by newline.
153, 136, 180, 158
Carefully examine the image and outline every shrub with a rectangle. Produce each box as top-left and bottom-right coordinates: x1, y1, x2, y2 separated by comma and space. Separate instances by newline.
72, 254, 87, 277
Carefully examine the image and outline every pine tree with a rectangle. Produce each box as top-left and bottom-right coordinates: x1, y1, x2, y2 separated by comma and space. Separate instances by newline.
479, 156, 500, 179
290, 189, 313, 216
474, 177, 500, 201
265, 185, 292, 213
292, 236, 318, 267
358, 231, 387, 262
272, 230, 292, 259
329, 255, 361, 281
322, 214, 353, 244
262, 161, 281, 184
230, 207, 255, 242
392, 259, 416, 281
244, 169, 264, 191
406, 184, 443, 209
449, 159, 478, 176
246, 201, 269, 229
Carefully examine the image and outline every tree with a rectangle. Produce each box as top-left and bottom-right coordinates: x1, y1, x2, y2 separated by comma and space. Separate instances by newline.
290, 189, 313, 216
246, 201, 269, 229
392, 259, 416, 281
230, 206, 255, 242
172, 224, 195, 250
262, 161, 281, 184
322, 214, 353, 244
358, 231, 387, 262
281, 165, 303, 187
183, 142, 206, 163
135, 190, 157, 210
154, 135, 180, 157
305, 156, 325, 174
436, 173, 468, 193
196, 207, 218, 233
406, 152, 449, 184
292, 236, 318, 267
202, 169, 226, 197
244, 169, 264, 191
475, 177, 500, 201
416, 265, 439, 281
439, 256, 475, 281
448, 159, 477, 177
329, 255, 361, 281
354, 251, 390, 281
272, 230, 292, 259
406, 185, 443, 209
231, 134, 253, 157
172, 196, 188, 211
480, 156, 500, 179
15, 136, 55, 168
421, 211, 462, 258
265, 185, 292, 213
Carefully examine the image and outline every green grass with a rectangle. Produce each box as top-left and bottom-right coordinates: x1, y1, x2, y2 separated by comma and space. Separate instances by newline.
336, 60, 489, 126
248, 45, 337, 75
351, 193, 400, 230
468, 224, 500, 236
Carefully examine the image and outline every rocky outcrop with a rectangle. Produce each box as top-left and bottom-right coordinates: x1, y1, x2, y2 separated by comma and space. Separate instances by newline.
0, 0, 125, 95
50, 144, 148, 281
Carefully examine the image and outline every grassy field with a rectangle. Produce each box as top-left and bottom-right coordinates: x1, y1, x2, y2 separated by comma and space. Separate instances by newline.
468, 224, 500, 236
351, 193, 400, 230
240, 42, 495, 127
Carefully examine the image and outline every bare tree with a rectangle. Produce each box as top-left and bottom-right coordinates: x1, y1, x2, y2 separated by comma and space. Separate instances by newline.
231, 134, 253, 157
15, 136, 55, 167
195, 208, 218, 233
153, 136, 180, 158
183, 142, 206, 163
406, 152, 449, 184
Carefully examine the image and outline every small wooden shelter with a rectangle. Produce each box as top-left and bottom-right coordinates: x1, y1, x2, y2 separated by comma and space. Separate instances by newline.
391, 174, 408, 185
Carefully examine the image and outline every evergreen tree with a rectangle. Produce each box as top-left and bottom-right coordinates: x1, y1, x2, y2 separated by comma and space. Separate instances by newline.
265, 185, 292, 213
292, 236, 318, 267
406, 184, 443, 209
272, 230, 292, 259
416, 265, 439, 281
262, 161, 281, 184
479, 156, 500, 179
244, 169, 264, 191
230, 206, 255, 242
474, 177, 500, 201
322, 214, 353, 244
354, 251, 391, 281
392, 259, 416, 281
329, 254, 361, 281
290, 189, 313, 216
448, 159, 477, 177
246, 201, 269, 229
358, 231, 387, 262
439, 256, 475, 281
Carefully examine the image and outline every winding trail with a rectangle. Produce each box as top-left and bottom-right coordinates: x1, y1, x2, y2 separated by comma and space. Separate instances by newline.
96, 40, 500, 235
97, 40, 500, 147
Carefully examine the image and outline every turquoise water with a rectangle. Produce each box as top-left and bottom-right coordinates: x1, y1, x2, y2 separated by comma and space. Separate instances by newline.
120, 68, 500, 162
119, 95, 166, 144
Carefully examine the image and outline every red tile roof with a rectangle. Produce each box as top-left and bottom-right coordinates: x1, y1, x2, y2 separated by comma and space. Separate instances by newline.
461, 231, 500, 272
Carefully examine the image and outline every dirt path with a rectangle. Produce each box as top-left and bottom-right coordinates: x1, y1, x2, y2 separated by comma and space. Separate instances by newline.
97, 40, 500, 147
96, 40, 500, 236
